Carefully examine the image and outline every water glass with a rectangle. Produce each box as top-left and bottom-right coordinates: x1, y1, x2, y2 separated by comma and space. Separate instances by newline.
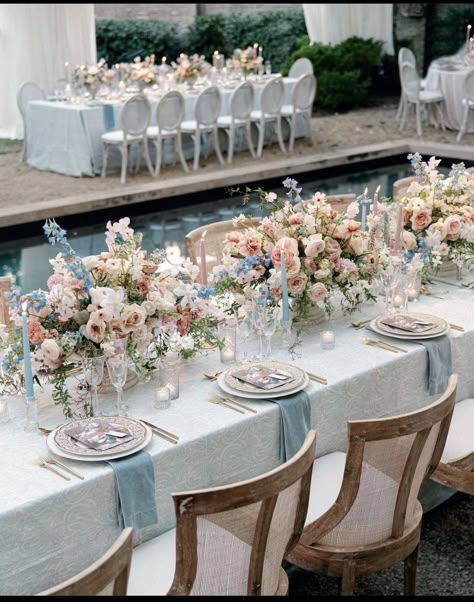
159, 360, 180, 400
106, 353, 129, 416
218, 323, 237, 364
264, 60, 272, 75
82, 355, 105, 417
262, 304, 278, 359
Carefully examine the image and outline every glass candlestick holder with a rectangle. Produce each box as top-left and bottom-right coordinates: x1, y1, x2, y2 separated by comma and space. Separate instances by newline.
24, 395, 39, 432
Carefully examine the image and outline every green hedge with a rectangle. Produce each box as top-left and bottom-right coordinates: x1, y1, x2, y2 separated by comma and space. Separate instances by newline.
96, 11, 307, 72
424, 4, 474, 70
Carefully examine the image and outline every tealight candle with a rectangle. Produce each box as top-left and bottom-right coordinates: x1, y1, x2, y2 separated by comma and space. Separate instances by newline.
166, 383, 178, 400
393, 294, 403, 307
154, 386, 171, 410
407, 287, 418, 302
320, 330, 335, 350
219, 324, 237, 364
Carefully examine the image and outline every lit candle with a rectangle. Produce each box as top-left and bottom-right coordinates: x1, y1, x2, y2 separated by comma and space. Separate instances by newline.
394, 204, 403, 254
162, 56, 167, 65
64, 61, 70, 83
320, 330, 335, 349
200, 232, 208, 286
280, 251, 289, 322
258, 46, 263, 58
221, 346, 235, 363
466, 25, 472, 53
21, 301, 35, 400
407, 287, 418, 301
361, 202, 367, 231
393, 294, 403, 307
373, 184, 381, 215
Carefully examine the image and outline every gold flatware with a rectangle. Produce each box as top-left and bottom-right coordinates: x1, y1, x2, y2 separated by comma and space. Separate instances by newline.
461, 281, 474, 288
38, 453, 85, 480
207, 392, 245, 414
223, 396, 257, 413
38, 424, 62, 436
351, 318, 372, 329
361, 337, 400, 354
204, 371, 223, 381
373, 339, 408, 353
449, 323, 464, 332
33, 456, 70, 481
139, 419, 179, 444
306, 371, 328, 385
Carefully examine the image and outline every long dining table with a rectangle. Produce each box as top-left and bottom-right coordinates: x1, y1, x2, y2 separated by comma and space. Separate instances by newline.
1, 278, 473, 595
25, 76, 300, 178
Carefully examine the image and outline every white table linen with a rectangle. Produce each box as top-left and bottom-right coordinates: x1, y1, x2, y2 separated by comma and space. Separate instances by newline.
26, 78, 300, 177
1, 282, 473, 595
425, 58, 474, 132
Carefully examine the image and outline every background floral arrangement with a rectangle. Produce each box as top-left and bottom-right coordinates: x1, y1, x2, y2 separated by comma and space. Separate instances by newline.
127, 55, 158, 87
398, 153, 474, 276
231, 46, 263, 73
0, 217, 221, 418
173, 53, 210, 83
72, 59, 114, 92
211, 178, 378, 321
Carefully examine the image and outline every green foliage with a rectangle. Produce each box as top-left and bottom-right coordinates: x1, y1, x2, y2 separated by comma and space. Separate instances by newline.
95, 19, 184, 64
424, 4, 474, 71
186, 15, 229, 60
317, 70, 370, 112
282, 35, 384, 111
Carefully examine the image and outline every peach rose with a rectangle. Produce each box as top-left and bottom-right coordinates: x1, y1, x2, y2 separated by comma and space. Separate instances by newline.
308, 282, 328, 303
287, 273, 308, 294
28, 321, 45, 345
347, 235, 368, 256
142, 261, 158, 275
275, 237, 299, 255
121, 304, 147, 333
402, 231, 417, 251
41, 339, 62, 363
239, 235, 262, 257
85, 317, 106, 344
426, 221, 448, 242
303, 234, 325, 258
411, 209, 432, 232
444, 215, 462, 241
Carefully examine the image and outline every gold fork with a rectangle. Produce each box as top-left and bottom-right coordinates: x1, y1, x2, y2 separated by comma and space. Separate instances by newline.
222, 396, 257, 413
204, 371, 223, 381
33, 456, 71, 481
208, 392, 245, 414
351, 318, 372, 329
38, 453, 85, 480
360, 337, 400, 353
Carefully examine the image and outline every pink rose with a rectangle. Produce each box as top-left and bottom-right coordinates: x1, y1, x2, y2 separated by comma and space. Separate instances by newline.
275, 237, 299, 255
411, 209, 432, 232
304, 257, 317, 274
346, 220, 360, 233
402, 231, 417, 251
121, 304, 147, 333
444, 215, 462, 241
288, 213, 305, 226
324, 237, 341, 256
304, 234, 325, 258
226, 231, 241, 244
239, 235, 262, 257
85, 317, 106, 344
142, 262, 158, 275
308, 282, 328, 303
426, 221, 448, 242
331, 224, 350, 240
28, 321, 45, 345
287, 273, 308, 294
41, 339, 62, 367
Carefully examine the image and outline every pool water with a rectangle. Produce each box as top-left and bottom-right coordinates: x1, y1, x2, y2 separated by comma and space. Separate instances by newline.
0, 159, 448, 292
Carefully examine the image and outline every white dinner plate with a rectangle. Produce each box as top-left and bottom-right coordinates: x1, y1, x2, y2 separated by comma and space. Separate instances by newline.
217, 371, 310, 399
369, 319, 449, 341
47, 421, 153, 462
374, 312, 448, 338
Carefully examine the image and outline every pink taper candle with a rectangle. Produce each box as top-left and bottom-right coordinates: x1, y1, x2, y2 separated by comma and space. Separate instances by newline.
466, 25, 472, 53
373, 184, 381, 215
200, 232, 208, 286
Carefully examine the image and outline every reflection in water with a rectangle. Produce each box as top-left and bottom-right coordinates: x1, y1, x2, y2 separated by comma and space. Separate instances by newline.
1, 161, 420, 292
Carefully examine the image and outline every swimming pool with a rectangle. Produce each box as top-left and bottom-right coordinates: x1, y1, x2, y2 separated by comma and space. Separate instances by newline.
0, 156, 451, 292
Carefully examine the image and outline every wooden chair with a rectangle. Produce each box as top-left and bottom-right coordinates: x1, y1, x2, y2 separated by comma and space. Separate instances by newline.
128, 430, 317, 595
36, 527, 133, 595
185, 217, 261, 280
325, 193, 356, 213
393, 175, 416, 201
285, 375, 457, 596
430, 397, 474, 495
0, 276, 12, 326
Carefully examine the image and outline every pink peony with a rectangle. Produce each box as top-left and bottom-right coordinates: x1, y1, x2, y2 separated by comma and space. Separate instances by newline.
287, 273, 308, 294
411, 209, 432, 232
28, 321, 45, 345
239, 235, 262, 257
287, 213, 305, 226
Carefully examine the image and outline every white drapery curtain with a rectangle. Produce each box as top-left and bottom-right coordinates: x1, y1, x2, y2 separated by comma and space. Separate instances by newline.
303, 4, 394, 55
0, 4, 97, 139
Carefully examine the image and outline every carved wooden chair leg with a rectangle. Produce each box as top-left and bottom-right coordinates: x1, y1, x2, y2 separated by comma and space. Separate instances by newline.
404, 544, 419, 596
340, 561, 356, 596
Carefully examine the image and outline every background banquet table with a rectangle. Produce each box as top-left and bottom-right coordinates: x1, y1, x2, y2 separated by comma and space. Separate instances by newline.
424, 57, 474, 132
25, 76, 301, 177
1, 282, 473, 595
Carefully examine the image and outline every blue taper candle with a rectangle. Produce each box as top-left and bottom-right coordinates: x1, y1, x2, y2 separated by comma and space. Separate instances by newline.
280, 251, 290, 322
21, 302, 35, 400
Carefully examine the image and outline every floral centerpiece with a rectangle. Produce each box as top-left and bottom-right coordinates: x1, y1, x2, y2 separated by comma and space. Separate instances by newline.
127, 56, 158, 89
210, 179, 378, 322
0, 218, 221, 418
397, 153, 474, 277
172, 53, 210, 83
231, 47, 263, 75
72, 58, 114, 97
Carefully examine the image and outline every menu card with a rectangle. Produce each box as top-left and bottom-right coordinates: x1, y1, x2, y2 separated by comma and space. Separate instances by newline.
232, 366, 295, 390
64, 420, 134, 451
380, 314, 436, 334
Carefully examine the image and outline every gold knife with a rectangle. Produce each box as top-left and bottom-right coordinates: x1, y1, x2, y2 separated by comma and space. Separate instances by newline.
223, 396, 257, 413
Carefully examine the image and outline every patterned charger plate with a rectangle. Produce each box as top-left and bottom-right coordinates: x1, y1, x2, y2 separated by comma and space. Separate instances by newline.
223, 361, 306, 394
53, 416, 147, 457
374, 312, 448, 338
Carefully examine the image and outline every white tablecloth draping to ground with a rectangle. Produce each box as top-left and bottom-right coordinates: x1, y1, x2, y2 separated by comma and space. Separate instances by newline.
25, 77, 303, 177
1, 281, 473, 595
425, 58, 474, 132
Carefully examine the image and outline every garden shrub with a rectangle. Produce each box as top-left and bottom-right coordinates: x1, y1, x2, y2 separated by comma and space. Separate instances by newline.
317, 70, 370, 112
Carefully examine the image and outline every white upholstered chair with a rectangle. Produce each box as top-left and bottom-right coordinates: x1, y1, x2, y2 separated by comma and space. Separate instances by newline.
128, 430, 317, 596
180, 85, 225, 170
217, 80, 256, 163
286, 375, 457, 595
280, 73, 316, 150
250, 77, 286, 157
17, 81, 46, 163
399, 62, 445, 137
101, 93, 154, 185
396, 48, 426, 121
288, 57, 314, 79
456, 69, 474, 142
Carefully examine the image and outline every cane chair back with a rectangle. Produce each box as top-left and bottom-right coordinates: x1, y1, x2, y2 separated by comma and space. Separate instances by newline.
400, 62, 421, 102
291, 73, 316, 112
288, 57, 314, 79
169, 430, 316, 595
195, 86, 222, 127
230, 80, 255, 121
393, 176, 416, 200
0, 276, 12, 326
398, 47, 417, 71
156, 90, 185, 131
17, 81, 46, 121
260, 77, 285, 116
120, 94, 151, 137
185, 217, 262, 274
37, 528, 133, 595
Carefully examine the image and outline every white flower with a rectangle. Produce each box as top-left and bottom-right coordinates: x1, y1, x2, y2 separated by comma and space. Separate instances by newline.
100, 288, 125, 318
345, 201, 360, 220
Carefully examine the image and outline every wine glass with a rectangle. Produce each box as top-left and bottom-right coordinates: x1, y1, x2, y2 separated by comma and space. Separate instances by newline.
82, 355, 105, 417
237, 311, 253, 363
262, 304, 278, 359
106, 341, 129, 416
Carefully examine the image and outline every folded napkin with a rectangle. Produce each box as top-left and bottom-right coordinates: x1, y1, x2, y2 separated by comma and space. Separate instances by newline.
103, 104, 116, 131
105, 450, 158, 531
266, 390, 311, 463
413, 335, 452, 396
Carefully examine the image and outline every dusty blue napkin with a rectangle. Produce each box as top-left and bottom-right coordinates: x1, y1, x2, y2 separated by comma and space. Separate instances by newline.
103, 104, 115, 130
413, 335, 452, 395
105, 450, 158, 531
266, 390, 311, 463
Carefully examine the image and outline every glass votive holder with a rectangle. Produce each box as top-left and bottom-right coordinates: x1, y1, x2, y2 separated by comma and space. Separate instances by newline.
0, 395, 10, 424
219, 324, 237, 364
320, 330, 336, 350
154, 386, 171, 410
